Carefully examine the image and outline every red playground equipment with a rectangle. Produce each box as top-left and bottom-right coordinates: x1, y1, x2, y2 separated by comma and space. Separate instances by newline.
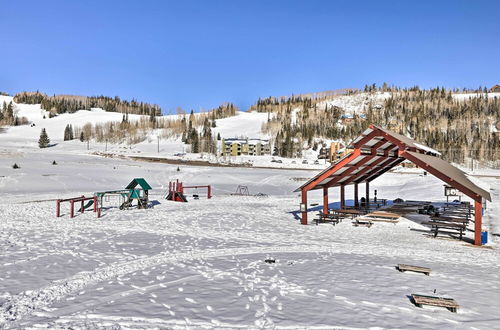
56, 195, 101, 218
166, 180, 212, 202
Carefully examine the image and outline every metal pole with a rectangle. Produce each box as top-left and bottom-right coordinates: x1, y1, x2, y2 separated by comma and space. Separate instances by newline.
354, 183, 359, 208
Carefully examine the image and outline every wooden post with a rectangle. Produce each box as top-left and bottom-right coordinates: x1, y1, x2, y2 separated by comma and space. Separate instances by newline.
93, 196, 97, 212
56, 200, 61, 217
340, 185, 345, 209
301, 188, 308, 225
323, 187, 329, 215
207, 185, 212, 199
354, 183, 359, 208
474, 198, 482, 246
366, 181, 370, 209
70, 200, 74, 218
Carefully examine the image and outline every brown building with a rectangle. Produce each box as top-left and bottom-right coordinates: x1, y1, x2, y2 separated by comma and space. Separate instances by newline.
491, 85, 500, 93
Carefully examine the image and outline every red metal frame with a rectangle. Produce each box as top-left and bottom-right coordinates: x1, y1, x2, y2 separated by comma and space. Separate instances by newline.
56, 195, 98, 218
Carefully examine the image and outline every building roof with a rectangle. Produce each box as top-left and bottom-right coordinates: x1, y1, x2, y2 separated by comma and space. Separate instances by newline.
404, 151, 490, 201
126, 178, 152, 190
295, 125, 491, 202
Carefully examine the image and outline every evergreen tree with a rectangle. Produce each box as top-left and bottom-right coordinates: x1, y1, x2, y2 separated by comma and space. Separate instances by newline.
38, 128, 50, 148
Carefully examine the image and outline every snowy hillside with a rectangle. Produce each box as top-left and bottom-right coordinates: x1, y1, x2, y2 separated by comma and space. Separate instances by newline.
317, 92, 391, 114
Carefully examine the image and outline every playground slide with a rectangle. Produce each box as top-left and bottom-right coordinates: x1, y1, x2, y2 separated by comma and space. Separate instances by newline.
79, 200, 94, 212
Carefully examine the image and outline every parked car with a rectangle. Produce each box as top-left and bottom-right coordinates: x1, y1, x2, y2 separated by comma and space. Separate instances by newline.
302, 160, 308, 164
314, 160, 320, 165
275, 159, 283, 163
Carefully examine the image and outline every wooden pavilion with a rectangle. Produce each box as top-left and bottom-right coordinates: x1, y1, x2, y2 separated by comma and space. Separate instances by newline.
296, 124, 492, 245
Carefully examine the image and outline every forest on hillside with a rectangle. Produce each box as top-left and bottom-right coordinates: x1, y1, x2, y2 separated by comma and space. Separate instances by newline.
66, 103, 237, 153
256, 85, 499, 167
13, 91, 162, 116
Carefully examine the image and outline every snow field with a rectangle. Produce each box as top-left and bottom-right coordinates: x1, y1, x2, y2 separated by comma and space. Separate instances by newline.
0, 151, 499, 328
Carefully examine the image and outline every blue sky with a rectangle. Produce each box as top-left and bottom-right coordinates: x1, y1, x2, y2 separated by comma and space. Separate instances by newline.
1, 0, 499, 113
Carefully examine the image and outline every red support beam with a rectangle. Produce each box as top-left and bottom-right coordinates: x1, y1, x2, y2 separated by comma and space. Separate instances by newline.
325, 154, 376, 188
70, 200, 74, 218
56, 200, 61, 217
301, 188, 308, 225
323, 187, 328, 215
303, 149, 361, 192
354, 157, 401, 184
363, 158, 405, 183
353, 129, 380, 148
340, 185, 345, 209
342, 156, 387, 185
474, 199, 482, 246
354, 183, 359, 208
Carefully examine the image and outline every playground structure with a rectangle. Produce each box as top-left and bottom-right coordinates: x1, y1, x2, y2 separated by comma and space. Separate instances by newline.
56, 178, 152, 218
56, 195, 99, 218
232, 185, 250, 196
166, 179, 212, 202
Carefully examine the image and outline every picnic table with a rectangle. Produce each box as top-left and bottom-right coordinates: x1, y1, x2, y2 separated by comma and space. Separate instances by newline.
315, 212, 341, 226
329, 209, 363, 220
422, 221, 467, 240
352, 217, 373, 227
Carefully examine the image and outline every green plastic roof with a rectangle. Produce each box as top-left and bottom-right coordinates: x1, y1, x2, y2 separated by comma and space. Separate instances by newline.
126, 178, 152, 190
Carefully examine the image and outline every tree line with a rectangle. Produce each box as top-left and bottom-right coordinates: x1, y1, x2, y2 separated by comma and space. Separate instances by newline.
13, 91, 162, 116
256, 85, 499, 166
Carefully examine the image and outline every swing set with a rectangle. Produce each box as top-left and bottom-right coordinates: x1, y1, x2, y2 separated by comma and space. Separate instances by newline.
166, 179, 212, 202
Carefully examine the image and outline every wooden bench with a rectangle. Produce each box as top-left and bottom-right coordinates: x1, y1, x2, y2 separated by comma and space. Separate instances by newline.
422, 221, 466, 240
396, 264, 431, 275
353, 218, 373, 227
411, 294, 459, 313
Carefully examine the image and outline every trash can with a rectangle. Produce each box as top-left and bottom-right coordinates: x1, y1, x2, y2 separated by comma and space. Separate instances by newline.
481, 231, 488, 245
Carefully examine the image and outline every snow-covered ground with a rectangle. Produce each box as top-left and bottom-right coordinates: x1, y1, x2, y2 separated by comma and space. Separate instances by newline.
452, 92, 500, 101
0, 136, 499, 328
